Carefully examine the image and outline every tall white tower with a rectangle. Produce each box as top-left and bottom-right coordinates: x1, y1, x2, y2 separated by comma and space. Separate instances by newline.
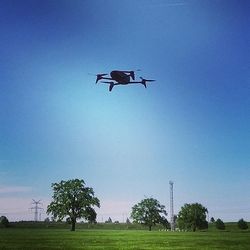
169, 181, 175, 231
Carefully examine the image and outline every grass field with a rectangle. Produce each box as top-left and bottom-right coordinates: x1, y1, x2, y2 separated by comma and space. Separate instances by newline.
1, 226, 250, 250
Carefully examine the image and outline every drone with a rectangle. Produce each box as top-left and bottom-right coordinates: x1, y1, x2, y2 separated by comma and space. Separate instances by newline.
95, 70, 155, 91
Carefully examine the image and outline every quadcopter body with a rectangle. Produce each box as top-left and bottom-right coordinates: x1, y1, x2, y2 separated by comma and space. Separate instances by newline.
95, 70, 155, 91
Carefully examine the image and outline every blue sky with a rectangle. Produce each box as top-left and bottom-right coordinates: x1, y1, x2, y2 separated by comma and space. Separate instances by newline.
0, 0, 250, 222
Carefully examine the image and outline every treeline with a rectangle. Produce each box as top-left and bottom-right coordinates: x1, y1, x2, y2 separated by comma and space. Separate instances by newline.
1, 178, 249, 232
2, 220, 250, 232
209, 217, 249, 231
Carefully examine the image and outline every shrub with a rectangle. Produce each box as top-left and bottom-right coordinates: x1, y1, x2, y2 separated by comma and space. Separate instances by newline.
0, 216, 9, 228
44, 217, 50, 223
238, 218, 248, 230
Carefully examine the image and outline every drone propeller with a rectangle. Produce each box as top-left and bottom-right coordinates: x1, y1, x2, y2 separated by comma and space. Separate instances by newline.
95, 74, 108, 84
139, 77, 155, 88
140, 77, 155, 82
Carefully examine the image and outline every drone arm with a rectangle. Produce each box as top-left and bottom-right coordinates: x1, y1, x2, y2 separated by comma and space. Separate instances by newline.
100, 77, 112, 80
100, 81, 120, 91
127, 81, 142, 84
127, 79, 155, 88
95, 74, 109, 83
96, 77, 112, 83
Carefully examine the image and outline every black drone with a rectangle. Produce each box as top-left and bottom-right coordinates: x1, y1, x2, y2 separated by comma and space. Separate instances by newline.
95, 70, 155, 91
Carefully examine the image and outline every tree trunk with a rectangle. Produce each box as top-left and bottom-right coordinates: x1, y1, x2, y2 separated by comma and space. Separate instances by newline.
149, 225, 152, 231
71, 218, 76, 231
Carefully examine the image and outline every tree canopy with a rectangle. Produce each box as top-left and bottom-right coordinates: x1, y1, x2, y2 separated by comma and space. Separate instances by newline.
47, 179, 100, 231
177, 203, 208, 231
130, 197, 168, 231
215, 218, 225, 230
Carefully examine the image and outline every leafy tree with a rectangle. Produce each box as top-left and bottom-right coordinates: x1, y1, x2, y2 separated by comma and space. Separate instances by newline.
238, 218, 248, 230
105, 217, 112, 223
0, 216, 9, 228
85, 207, 97, 224
210, 217, 215, 223
159, 216, 170, 229
215, 218, 225, 230
47, 179, 100, 231
130, 197, 167, 231
177, 203, 208, 232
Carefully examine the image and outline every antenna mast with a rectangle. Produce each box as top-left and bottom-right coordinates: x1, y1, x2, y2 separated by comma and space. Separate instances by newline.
169, 181, 175, 231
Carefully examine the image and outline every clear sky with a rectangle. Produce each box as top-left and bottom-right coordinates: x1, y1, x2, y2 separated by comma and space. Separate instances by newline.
0, 0, 249, 222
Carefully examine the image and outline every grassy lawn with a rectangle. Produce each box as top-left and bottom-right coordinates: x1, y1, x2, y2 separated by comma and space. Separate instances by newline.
0, 228, 250, 249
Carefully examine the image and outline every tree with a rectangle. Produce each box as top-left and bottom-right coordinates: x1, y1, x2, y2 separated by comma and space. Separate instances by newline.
105, 217, 112, 223
130, 197, 167, 231
159, 216, 170, 229
215, 218, 225, 230
47, 179, 100, 231
237, 218, 248, 230
210, 217, 215, 223
177, 203, 208, 232
0, 216, 9, 228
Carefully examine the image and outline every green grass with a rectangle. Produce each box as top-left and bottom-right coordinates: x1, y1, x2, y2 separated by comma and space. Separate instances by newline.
1, 228, 250, 249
